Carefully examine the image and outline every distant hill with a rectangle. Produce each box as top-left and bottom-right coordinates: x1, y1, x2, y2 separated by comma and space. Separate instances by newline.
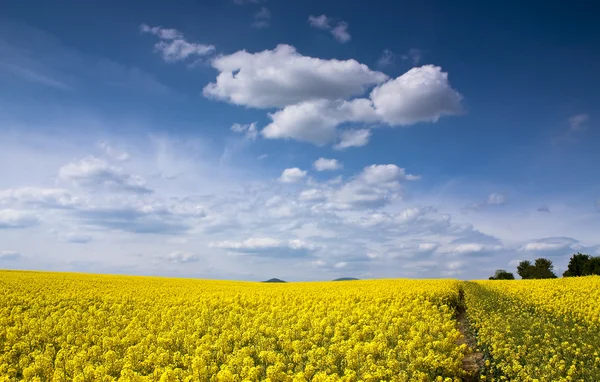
263, 278, 286, 283
332, 277, 359, 281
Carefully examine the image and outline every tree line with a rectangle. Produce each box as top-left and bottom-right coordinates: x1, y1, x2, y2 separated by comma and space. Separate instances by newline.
489, 252, 600, 280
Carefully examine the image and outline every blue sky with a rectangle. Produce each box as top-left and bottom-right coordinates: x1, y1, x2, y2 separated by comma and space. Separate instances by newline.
1, 0, 599, 280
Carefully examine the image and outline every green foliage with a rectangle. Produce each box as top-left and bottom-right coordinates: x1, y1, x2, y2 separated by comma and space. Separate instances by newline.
489, 269, 515, 280
563, 253, 590, 277
564, 253, 600, 277
517, 258, 557, 279
585, 256, 600, 275
517, 260, 534, 279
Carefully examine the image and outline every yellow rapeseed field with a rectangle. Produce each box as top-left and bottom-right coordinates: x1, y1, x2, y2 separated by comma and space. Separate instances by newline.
463, 277, 600, 381
0, 271, 467, 382
3, 271, 599, 381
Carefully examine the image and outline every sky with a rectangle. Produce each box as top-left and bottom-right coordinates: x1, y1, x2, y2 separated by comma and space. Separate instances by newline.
1, 0, 599, 281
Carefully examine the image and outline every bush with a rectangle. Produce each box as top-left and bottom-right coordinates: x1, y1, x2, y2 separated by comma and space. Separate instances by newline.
489, 269, 515, 280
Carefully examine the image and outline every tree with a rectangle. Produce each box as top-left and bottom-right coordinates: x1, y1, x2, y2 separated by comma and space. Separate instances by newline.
517, 258, 557, 279
563, 253, 590, 277
517, 260, 535, 279
489, 269, 515, 280
532, 258, 557, 278
584, 256, 600, 275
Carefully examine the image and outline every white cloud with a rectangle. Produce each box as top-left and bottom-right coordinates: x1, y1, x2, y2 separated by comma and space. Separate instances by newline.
62, 232, 92, 244
452, 243, 485, 254
333, 261, 347, 269
140, 24, 215, 63
59, 156, 152, 194
0, 209, 40, 228
417, 242, 439, 252
203, 44, 387, 108
4, 128, 597, 281
518, 237, 579, 254
313, 158, 342, 171
568, 113, 589, 132
335, 129, 371, 149
370, 65, 463, 125
254, 64, 462, 147
0, 250, 23, 261
331, 22, 351, 43
401, 49, 423, 65
98, 141, 130, 162
140, 24, 182, 40
262, 99, 378, 145
308, 15, 331, 29
166, 251, 200, 263
520, 242, 565, 251
210, 237, 316, 257
308, 15, 351, 43
465, 192, 507, 211
299, 188, 326, 202
278, 168, 307, 183
487, 193, 507, 205
0, 187, 80, 209
377, 49, 395, 67
251, 7, 271, 29
360, 164, 418, 184
305, 164, 418, 211
231, 122, 258, 141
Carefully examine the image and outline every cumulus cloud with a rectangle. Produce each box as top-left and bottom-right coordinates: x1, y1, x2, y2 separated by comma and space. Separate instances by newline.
360, 164, 419, 184
262, 99, 378, 145
313, 158, 342, 171
251, 7, 271, 29
335, 129, 371, 150
0, 250, 23, 261
256, 65, 462, 147
370, 65, 463, 125
140, 24, 215, 63
278, 168, 307, 183
231, 122, 258, 140
165, 251, 200, 263
0, 209, 40, 228
203, 44, 387, 108
304, 164, 418, 210
308, 15, 351, 43
59, 156, 152, 194
210, 237, 316, 257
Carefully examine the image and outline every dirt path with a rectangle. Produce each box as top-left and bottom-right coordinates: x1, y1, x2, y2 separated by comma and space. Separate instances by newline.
456, 289, 484, 381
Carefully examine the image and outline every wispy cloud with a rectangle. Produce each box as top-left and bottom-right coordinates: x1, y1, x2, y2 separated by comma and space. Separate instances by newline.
140, 24, 215, 62
251, 7, 271, 29
308, 15, 351, 43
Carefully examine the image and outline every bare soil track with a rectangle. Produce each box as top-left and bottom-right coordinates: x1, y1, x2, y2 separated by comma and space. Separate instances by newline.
456, 289, 484, 381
